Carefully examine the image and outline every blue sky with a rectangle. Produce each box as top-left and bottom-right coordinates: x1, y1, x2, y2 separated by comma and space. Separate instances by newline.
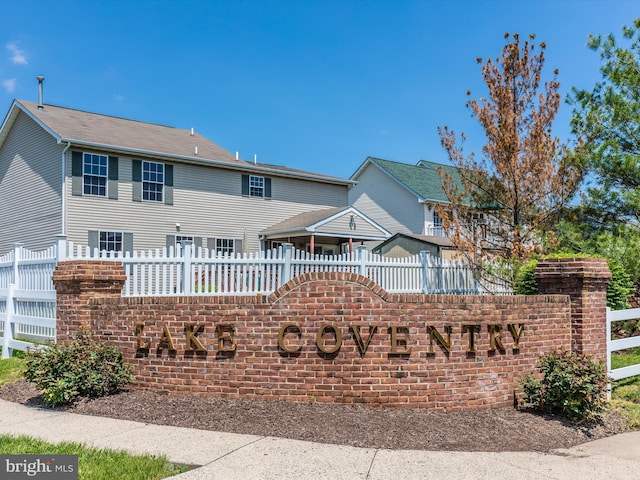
0, 0, 637, 179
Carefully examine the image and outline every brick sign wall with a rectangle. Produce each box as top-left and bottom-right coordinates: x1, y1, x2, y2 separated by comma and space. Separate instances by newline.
52, 258, 610, 412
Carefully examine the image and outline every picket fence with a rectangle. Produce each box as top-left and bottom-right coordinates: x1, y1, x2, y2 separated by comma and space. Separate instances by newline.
63, 241, 511, 297
0, 237, 510, 356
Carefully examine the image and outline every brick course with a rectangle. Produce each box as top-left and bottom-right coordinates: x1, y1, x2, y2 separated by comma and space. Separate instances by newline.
52, 259, 608, 411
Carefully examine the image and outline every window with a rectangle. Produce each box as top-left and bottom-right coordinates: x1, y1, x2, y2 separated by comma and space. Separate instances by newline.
216, 238, 235, 255
143, 161, 164, 202
249, 175, 264, 197
176, 235, 194, 247
433, 211, 442, 228
241, 174, 271, 198
83, 153, 108, 196
99, 231, 122, 252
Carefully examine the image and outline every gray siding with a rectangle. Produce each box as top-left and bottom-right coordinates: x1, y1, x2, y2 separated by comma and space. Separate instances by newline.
348, 165, 424, 235
0, 111, 62, 253
321, 212, 384, 238
65, 155, 348, 252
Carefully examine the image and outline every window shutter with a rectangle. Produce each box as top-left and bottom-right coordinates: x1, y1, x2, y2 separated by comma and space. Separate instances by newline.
194, 236, 202, 252
235, 238, 244, 254
241, 174, 249, 196
166, 235, 176, 251
132, 160, 142, 202
123, 232, 133, 254
264, 177, 272, 198
207, 237, 216, 253
108, 156, 118, 200
72, 151, 83, 196
164, 164, 174, 205
88, 230, 99, 250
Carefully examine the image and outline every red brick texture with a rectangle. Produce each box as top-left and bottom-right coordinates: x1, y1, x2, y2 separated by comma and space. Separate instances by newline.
52, 259, 609, 412
535, 257, 611, 362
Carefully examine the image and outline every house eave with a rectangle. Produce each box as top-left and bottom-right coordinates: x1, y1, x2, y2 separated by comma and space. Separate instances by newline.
60, 138, 353, 186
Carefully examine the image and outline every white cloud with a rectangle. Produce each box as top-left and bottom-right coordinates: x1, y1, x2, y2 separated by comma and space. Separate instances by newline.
3, 78, 17, 93
6, 42, 27, 65
113, 94, 124, 102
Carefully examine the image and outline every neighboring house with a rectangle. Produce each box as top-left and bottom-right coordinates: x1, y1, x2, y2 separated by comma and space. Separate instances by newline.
348, 157, 463, 252
0, 98, 384, 255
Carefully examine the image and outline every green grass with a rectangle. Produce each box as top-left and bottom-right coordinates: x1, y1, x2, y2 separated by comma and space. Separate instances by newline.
611, 347, 640, 370
0, 358, 188, 479
0, 356, 25, 387
0, 435, 188, 480
610, 348, 640, 427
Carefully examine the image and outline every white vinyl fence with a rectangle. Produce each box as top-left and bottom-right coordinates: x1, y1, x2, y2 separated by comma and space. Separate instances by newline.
65, 241, 512, 297
607, 307, 640, 382
0, 242, 58, 358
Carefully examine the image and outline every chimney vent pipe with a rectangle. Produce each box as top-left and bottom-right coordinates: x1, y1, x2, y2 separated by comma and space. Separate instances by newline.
37, 76, 45, 109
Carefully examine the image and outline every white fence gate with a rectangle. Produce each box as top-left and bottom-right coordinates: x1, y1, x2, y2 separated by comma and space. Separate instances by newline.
607, 307, 640, 381
0, 243, 58, 358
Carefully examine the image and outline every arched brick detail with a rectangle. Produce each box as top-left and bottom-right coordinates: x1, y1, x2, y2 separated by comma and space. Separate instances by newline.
269, 271, 391, 303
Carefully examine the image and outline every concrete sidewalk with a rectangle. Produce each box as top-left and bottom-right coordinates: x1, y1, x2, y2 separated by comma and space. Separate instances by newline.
0, 398, 639, 479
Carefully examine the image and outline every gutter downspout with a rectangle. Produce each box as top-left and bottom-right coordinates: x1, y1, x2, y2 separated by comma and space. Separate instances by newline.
61, 142, 71, 235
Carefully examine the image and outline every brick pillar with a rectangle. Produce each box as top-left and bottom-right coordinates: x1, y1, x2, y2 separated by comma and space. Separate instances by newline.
534, 258, 611, 362
52, 261, 126, 342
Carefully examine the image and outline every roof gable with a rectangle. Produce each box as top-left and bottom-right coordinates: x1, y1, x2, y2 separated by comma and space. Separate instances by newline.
261, 206, 390, 240
352, 157, 461, 204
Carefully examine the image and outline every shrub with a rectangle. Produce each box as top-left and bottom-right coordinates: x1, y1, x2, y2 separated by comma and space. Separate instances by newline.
24, 331, 134, 407
513, 254, 633, 310
513, 259, 539, 295
520, 350, 609, 422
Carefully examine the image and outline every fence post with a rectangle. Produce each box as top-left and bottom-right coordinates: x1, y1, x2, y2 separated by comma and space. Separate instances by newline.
12, 243, 22, 287
2, 244, 22, 359
281, 243, 293, 285
356, 246, 368, 277
55, 235, 67, 262
606, 307, 612, 399
182, 242, 193, 295
420, 251, 429, 294
1, 284, 16, 359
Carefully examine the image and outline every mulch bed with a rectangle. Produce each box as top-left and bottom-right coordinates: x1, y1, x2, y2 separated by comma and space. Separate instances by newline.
0, 380, 629, 452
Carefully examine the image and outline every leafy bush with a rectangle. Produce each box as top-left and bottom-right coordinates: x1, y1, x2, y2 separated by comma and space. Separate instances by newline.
520, 350, 609, 422
513, 254, 633, 310
24, 331, 134, 407
513, 259, 539, 295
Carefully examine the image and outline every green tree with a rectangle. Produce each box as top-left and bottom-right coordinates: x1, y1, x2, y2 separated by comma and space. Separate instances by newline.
566, 17, 640, 283
438, 33, 582, 284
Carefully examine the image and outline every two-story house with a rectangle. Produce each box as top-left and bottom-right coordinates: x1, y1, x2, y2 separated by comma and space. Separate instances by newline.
0, 98, 388, 255
348, 157, 460, 258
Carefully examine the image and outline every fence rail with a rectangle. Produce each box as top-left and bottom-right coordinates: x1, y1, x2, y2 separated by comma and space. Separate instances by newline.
607, 307, 640, 382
